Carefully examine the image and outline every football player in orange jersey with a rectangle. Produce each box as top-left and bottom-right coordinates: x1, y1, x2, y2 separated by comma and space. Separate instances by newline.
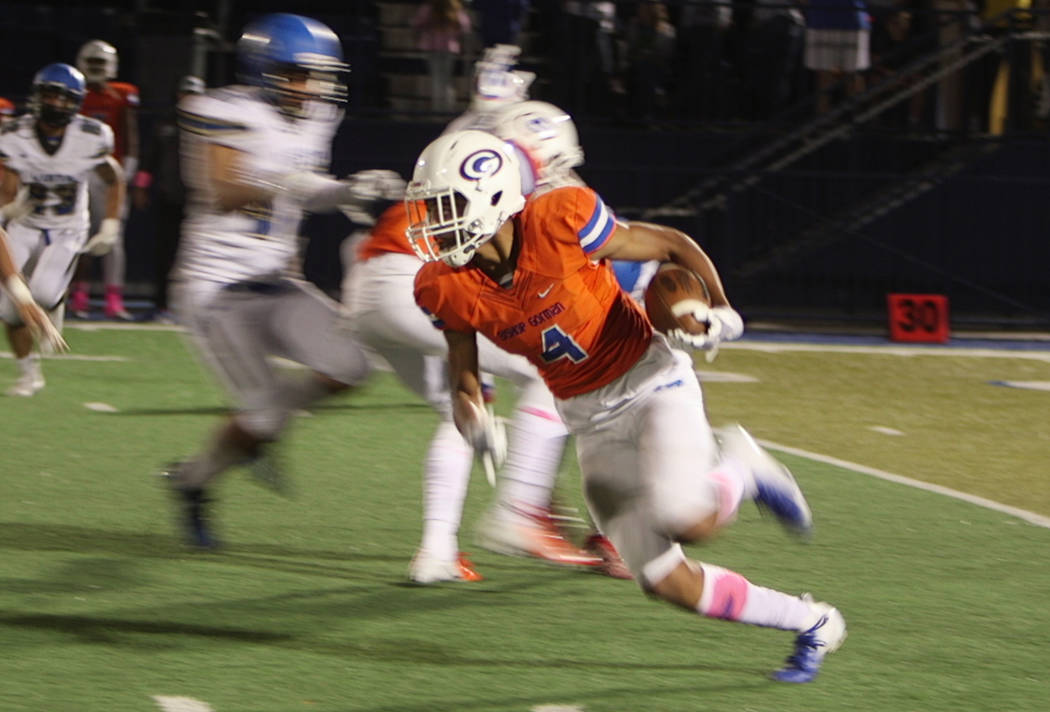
0, 97, 15, 126
70, 39, 139, 320
408, 130, 847, 684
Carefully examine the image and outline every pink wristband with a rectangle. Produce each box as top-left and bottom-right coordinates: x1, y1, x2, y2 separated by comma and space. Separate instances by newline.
133, 170, 153, 189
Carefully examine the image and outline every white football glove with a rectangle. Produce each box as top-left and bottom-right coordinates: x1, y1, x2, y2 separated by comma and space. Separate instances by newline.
82, 217, 121, 256
667, 305, 744, 359
0, 187, 33, 224
338, 170, 406, 224
462, 399, 508, 486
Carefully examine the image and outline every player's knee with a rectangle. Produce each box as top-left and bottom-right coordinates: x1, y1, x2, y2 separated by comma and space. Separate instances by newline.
650, 481, 721, 543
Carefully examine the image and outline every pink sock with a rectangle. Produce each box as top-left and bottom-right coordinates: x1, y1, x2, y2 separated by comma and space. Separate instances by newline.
696, 563, 815, 631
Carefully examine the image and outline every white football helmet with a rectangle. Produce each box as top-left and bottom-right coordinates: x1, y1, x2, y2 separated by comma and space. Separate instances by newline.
76, 40, 118, 83
469, 45, 534, 113
491, 100, 584, 188
406, 130, 526, 267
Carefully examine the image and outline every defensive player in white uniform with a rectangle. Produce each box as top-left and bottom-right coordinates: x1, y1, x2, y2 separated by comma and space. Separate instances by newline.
344, 64, 618, 583
165, 14, 385, 548
0, 63, 123, 396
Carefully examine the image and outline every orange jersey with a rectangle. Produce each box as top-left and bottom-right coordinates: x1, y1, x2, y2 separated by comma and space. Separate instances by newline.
357, 203, 415, 261
414, 186, 652, 399
80, 81, 138, 162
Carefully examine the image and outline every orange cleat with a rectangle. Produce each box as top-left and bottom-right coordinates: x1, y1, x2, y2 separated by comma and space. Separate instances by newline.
409, 549, 484, 584
476, 502, 602, 567
585, 533, 634, 580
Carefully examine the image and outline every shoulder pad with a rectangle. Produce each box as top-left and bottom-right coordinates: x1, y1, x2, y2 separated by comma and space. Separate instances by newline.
79, 119, 103, 136
177, 91, 252, 137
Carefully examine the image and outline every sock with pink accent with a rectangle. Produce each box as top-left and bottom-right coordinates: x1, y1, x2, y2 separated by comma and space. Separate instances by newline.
705, 456, 752, 527
696, 563, 815, 631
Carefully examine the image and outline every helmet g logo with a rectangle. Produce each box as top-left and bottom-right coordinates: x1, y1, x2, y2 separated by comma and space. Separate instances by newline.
460, 149, 503, 181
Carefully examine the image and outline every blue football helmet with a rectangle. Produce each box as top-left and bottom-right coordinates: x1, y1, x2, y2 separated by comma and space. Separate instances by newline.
237, 13, 348, 115
31, 63, 86, 127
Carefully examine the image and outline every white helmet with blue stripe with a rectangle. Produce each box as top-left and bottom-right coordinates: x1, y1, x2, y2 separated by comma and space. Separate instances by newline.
491, 100, 584, 188
406, 130, 526, 267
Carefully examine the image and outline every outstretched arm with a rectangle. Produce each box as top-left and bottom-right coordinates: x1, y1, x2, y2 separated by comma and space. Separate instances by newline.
0, 226, 67, 353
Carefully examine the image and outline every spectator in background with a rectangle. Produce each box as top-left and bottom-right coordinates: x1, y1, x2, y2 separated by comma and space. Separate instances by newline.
676, 0, 733, 120
563, 1, 622, 115
475, 0, 531, 47
134, 75, 204, 323
71, 40, 140, 320
803, 0, 873, 114
933, 0, 977, 131
624, 1, 677, 121
741, 0, 806, 119
412, 0, 473, 112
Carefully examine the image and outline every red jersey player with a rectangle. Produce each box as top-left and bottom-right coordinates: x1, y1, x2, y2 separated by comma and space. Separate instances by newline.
408, 130, 847, 684
71, 39, 140, 319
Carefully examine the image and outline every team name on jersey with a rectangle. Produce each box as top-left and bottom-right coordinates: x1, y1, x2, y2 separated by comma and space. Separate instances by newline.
496, 301, 566, 342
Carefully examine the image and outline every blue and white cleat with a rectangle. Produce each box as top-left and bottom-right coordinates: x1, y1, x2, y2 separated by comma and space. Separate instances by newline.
773, 595, 847, 683
717, 424, 813, 536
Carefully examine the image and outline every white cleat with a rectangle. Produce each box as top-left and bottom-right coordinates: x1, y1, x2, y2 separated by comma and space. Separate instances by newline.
408, 550, 483, 584
7, 372, 45, 397
717, 424, 813, 536
773, 594, 847, 683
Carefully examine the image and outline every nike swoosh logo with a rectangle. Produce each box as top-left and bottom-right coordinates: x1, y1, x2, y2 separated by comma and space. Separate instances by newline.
538, 284, 554, 298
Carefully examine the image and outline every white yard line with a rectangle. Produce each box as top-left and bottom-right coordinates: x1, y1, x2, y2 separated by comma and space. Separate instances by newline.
760, 439, 1050, 529
0, 352, 128, 362
724, 341, 1050, 361
152, 696, 215, 712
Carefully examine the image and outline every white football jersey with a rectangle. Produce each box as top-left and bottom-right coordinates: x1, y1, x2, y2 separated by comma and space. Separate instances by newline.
0, 113, 113, 233
175, 86, 340, 289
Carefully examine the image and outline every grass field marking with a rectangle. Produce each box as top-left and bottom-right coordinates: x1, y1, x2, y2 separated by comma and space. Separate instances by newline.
0, 352, 129, 362
724, 342, 1050, 361
868, 426, 904, 436
68, 322, 180, 332
531, 706, 586, 712
151, 696, 215, 712
695, 369, 759, 383
760, 439, 1050, 529
83, 402, 119, 413
989, 380, 1050, 391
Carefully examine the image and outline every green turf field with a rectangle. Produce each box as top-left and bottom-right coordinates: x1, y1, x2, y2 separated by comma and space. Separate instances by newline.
2, 326, 1048, 712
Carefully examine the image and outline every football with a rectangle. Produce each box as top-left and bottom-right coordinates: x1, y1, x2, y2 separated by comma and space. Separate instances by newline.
643, 263, 711, 334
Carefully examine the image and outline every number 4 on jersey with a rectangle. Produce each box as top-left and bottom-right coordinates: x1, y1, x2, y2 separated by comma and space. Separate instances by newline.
540, 325, 587, 364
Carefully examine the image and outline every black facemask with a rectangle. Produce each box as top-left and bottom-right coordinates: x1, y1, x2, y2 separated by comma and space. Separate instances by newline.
38, 103, 75, 126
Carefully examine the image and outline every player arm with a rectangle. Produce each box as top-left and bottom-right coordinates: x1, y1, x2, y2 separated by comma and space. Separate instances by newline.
0, 225, 68, 352
0, 163, 29, 223
94, 156, 126, 221
591, 221, 731, 307
445, 328, 485, 434
123, 103, 139, 181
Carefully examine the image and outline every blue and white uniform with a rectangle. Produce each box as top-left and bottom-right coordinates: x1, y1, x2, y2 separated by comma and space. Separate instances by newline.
172, 85, 369, 439
0, 113, 112, 313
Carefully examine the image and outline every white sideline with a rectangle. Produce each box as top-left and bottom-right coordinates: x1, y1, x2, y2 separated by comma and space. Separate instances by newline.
760, 439, 1050, 529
